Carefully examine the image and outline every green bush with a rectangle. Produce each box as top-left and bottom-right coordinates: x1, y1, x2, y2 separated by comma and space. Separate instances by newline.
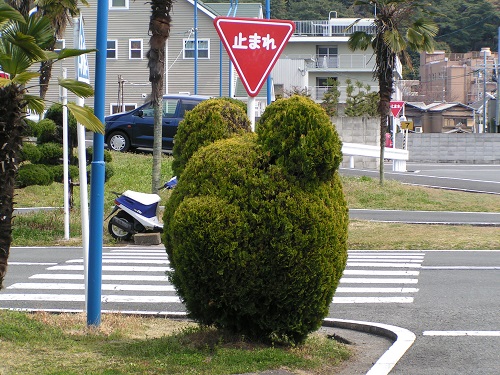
17, 164, 53, 188
20, 143, 42, 164
23, 118, 36, 136
171, 98, 251, 176
86, 163, 115, 183
51, 164, 80, 183
86, 147, 113, 164
30, 118, 57, 144
38, 142, 63, 165
257, 95, 343, 185
164, 97, 348, 345
44, 103, 78, 147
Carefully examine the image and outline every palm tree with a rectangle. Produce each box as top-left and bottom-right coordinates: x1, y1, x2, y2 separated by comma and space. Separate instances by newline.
348, 0, 437, 184
0, 1, 103, 289
147, 0, 173, 193
36, 0, 89, 100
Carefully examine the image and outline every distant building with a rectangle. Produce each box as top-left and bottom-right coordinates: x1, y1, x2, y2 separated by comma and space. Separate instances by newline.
404, 102, 475, 133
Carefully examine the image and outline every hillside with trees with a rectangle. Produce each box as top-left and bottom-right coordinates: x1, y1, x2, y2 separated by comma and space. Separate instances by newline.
208, 0, 500, 53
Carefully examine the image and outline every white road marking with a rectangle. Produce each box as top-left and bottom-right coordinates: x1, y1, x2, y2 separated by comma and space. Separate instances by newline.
348, 255, 424, 259
8, 283, 175, 292
343, 270, 420, 276
347, 259, 423, 263
332, 297, 414, 303
67, 259, 170, 264
336, 287, 419, 293
0, 294, 180, 303
30, 274, 169, 281
347, 262, 422, 268
423, 331, 500, 337
9, 262, 58, 266
47, 265, 170, 272
421, 266, 500, 270
340, 278, 419, 284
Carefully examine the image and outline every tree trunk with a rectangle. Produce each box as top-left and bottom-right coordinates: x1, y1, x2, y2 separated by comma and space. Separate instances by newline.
148, 0, 172, 193
0, 85, 24, 289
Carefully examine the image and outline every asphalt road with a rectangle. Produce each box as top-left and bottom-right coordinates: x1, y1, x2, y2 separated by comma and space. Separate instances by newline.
340, 163, 500, 195
2, 248, 499, 374
331, 250, 500, 375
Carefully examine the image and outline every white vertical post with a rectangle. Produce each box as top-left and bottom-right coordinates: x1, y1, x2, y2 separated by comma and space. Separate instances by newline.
248, 96, 256, 131
62, 68, 70, 240
74, 16, 90, 310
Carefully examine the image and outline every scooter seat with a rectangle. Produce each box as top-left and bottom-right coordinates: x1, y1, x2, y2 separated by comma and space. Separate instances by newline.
122, 190, 161, 205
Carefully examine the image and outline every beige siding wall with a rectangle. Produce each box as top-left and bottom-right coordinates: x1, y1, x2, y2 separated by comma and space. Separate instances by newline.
168, 2, 229, 96
45, 2, 154, 116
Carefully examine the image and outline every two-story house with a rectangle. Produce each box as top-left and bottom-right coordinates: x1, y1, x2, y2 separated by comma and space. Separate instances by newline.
45, 1, 384, 117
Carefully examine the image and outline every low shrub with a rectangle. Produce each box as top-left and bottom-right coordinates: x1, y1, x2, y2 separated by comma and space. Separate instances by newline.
38, 143, 63, 165
172, 98, 251, 176
20, 143, 41, 164
44, 103, 78, 147
51, 165, 80, 183
31, 119, 57, 144
17, 164, 53, 188
86, 147, 113, 164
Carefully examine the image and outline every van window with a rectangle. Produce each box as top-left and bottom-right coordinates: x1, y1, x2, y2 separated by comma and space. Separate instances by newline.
163, 99, 180, 118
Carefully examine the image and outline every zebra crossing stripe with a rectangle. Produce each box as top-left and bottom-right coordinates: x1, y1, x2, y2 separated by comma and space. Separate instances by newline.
346, 262, 422, 268
340, 278, 419, 284
8, 283, 175, 292
67, 259, 170, 264
336, 287, 419, 293
30, 274, 169, 281
333, 297, 414, 303
47, 265, 171, 272
343, 270, 420, 276
0, 294, 180, 303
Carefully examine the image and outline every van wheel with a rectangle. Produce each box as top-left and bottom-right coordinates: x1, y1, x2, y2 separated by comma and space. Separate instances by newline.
107, 131, 130, 152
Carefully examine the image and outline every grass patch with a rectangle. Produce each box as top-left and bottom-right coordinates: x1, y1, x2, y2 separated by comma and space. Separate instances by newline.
0, 311, 350, 375
12, 152, 500, 248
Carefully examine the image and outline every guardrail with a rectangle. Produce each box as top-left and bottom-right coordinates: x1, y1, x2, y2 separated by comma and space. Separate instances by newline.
342, 142, 409, 172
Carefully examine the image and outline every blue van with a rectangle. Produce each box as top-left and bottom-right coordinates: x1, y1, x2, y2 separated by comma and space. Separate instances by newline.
105, 94, 210, 152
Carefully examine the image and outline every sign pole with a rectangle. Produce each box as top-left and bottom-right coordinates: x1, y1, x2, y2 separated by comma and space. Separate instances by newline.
247, 96, 256, 131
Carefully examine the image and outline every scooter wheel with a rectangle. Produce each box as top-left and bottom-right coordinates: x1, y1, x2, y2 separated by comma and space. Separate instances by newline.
108, 211, 134, 241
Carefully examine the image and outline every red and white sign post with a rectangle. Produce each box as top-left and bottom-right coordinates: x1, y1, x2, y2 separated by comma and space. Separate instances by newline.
214, 17, 295, 130
389, 101, 405, 149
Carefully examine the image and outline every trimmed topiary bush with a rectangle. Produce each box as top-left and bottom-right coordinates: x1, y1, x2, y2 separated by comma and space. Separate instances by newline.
171, 98, 251, 176
51, 164, 80, 183
20, 142, 42, 164
164, 97, 348, 345
257, 95, 343, 185
44, 103, 78, 147
31, 118, 57, 144
16, 164, 53, 187
38, 142, 64, 165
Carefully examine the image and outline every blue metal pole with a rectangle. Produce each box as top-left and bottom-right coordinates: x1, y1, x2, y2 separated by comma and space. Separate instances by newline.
266, 0, 271, 105
87, 0, 108, 327
194, 0, 198, 94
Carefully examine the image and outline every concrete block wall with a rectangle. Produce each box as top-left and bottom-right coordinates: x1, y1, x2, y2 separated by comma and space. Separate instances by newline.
396, 133, 500, 164
332, 117, 379, 169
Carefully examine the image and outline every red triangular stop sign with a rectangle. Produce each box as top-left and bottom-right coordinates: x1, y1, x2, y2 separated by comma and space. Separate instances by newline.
390, 101, 405, 117
214, 17, 295, 97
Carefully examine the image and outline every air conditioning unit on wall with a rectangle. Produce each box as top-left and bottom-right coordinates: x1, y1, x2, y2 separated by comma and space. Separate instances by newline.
415, 127, 423, 133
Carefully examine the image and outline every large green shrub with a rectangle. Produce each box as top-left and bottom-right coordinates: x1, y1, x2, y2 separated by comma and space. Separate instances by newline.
30, 118, 57, 144
171, 98, 251, 176
51, 164, 80, 183
44, 103, 78, 147
20, 142, 42, 164
16, 164, 53, 187
38, 143, 64, 165
164, 97, 348, 345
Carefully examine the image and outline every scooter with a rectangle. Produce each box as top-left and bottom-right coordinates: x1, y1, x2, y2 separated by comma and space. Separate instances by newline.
106, 176, 177, 241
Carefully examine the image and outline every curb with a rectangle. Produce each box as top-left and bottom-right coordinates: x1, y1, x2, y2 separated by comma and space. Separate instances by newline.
323, 318, 416, 375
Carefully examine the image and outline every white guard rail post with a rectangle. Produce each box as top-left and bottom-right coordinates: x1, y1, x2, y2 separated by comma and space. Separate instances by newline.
341, 142, 409, 172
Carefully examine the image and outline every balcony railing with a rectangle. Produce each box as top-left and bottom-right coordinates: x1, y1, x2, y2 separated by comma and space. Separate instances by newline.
293, 19, 376, 37
302, 54, 376, 70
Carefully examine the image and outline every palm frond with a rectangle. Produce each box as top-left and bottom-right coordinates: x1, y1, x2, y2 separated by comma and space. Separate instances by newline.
12, 71, 40, 85
58, 78, 94, 98
56, 47, 96, 60
0, 2, 25, 24
67, 102, 105, 134
382, 29, 406, 53
23, 94, 45, 114
348, 31, 374, 52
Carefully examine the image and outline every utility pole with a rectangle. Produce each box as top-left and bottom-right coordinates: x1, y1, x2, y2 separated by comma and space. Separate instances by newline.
481, 47, 491, 133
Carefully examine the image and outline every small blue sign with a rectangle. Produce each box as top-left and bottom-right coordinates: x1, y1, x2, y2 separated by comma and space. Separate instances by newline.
77, 16, 90, 83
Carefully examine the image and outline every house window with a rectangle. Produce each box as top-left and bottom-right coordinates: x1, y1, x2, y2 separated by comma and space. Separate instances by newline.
183, 39, 210, 59
54, 39, 65, 52
316, 46, 338, 68
110, 103, 136, 114
316, 77, 337, 100
107, 40, 118, 59
109, 0, 129, 9
129, 39, 143, 59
